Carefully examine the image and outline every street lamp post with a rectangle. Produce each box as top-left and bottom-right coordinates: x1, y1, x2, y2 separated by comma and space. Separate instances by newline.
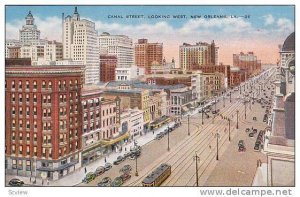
244, 100, 247, 119
188, 114, 190, 136
215, 132, 220, 161
223, 95, 225, 107
214, 96, 217, 112
201, 106, 204, 125
229, 91, 232, 103
135, 155, 138, 176
167, 125, 170, 151
240, 86, 242, 94
193, 151, 200, 187
228, 119, 231, 142
236, 110, 239, 129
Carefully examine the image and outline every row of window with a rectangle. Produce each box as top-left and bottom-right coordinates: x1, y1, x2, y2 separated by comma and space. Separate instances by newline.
6, 79, 79, 90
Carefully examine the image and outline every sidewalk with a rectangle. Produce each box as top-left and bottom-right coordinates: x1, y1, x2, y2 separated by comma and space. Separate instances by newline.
6, 121, 175, 186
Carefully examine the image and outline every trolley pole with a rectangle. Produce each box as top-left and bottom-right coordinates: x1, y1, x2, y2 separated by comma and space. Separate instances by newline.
201, 107, 204, 125
188, 114, 190, 136
135, 155, 138, 176
193, 151, 200, 187
229, 91, 232, 103
223, 95, 225, 107
236, 110, 239, 129
244, 100, 247, 119
167, 125, 170, 151
215, 133, 220, 161
228, 119, 231, 142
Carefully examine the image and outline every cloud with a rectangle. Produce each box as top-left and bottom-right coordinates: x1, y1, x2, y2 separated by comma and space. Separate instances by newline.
276, 17, 294, 34
263, 14, 275, 25
6, 16, 62, 41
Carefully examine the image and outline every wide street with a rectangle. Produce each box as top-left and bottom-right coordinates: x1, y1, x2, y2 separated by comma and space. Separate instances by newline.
79, 67, 276, 187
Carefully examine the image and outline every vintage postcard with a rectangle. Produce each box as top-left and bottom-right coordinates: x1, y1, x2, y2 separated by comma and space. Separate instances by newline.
3, 3, 295, 196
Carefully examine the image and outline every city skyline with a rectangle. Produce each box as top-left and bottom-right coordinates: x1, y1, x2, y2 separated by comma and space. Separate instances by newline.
6, 5, 294, 65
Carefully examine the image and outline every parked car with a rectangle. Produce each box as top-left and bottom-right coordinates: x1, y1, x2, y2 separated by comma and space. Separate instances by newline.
120, 164, 132, 174
238, 146, 246, 152
249, 132, 254, 137
238, 140, 245, 147
254, 142, 261, 151
113, 156, 125, 165
123, 152, 131, 159
111, 177, 123, 187
97, 177, 112, 187
82, 172, 96, 183
94, 166, 105, 176
155, 133, 163, 140
120, 173, 131, 182
104, 163, 112, 171
253, 117, 257, 121
245, 128, 250, 132
8, 178, 24, 187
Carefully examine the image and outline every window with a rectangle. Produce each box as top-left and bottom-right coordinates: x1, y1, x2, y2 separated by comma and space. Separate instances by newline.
12, 107, 15, 115
34, 121, 37, 129
33, 81, 37, 90
26, 94, 29, 102
26, 121, 30, 129
26, 133, 30, 141
12, 93, 15, 102
34, 146, 37, 156
19, 120, 23, 129
48, 81, 52, 89
19, 94, 22, 103
19, 132, 23, 141
26, 81, 29, 89
12, 81, 15, 89
12, 159, 17, 169
42, 81, 46, 89
19, 146, 23, 155
42, 148, 46, 157
47, 95, 51, 103
12, 132, 16, 140
18, 81, 22, 90
12, 119, 16, 128
26, 107, 30, 116
33, 107, 37, 116
34, 133, 37, 142
33, 94, 37, 103
26, 160, 31, 171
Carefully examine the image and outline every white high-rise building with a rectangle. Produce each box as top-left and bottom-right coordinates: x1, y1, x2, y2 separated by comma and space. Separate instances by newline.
63, 7, 99, 84
98, 32, 134, 68
19, 11, 41, 45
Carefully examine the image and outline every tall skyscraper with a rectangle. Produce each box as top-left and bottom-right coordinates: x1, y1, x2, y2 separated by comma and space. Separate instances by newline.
135, 39, 163, 74
179, 41, 218, 70
63, 7, 99, 84
19, 11, 41, 45
98, 32, 134, 68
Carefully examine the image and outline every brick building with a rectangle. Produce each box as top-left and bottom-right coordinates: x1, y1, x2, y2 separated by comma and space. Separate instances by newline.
7, 46, 21, 58
5, 58, 84, 180
100, 55, 117, 82
233, 52, 262, 77
135, 39, 163, 74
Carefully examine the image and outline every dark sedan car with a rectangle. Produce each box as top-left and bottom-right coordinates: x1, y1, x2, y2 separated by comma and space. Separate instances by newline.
113, 156, 125, 165
8, 178, 24, 187
104, 163, 112, 171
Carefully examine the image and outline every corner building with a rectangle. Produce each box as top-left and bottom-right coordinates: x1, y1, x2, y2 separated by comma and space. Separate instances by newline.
5, 59, 84, 180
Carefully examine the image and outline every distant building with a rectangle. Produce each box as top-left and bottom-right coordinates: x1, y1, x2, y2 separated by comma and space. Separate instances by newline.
7, 46, 21, 58
179, 41, 218, 70
115, 66, 145, 81
19, 11, 41, 45
5, 39, 21, 58
233, 52, 262, 77
98, 32, 134, 68
63, 7, 99, 84
5, 58, 84, 180
202, 72, 226, 98
230, 67, 247, 87
135, 39, 163, 74
100, 55, 117, 82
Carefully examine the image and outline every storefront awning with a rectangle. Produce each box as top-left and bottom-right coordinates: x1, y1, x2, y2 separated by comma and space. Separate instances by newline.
100, 132, 129, 146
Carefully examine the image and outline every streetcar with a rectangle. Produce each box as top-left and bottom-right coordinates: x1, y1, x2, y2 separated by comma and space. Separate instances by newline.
149, 116, 171, 130
142, 163, 171, 186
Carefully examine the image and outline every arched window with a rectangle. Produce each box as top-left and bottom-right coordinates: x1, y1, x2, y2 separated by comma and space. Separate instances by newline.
48, 81, 52, 89
42, 81, 46, 89
33, 81, 37, 90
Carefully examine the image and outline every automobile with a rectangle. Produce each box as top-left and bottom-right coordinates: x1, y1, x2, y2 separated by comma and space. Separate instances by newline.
155, 133, 163, 140
253, 129, 258, 134
8, 178, 24, 187
82, 172, 96, 183
120, 173, 131, 182
254, 142, 261, 151
120, 164, 132, 174
238, 145, 246, 152
128, 154, 137, 160
94, 166, 105, 176
123, 151, 131, 159
253, 117, 257, 121
249, 132, 254, 137
97, 177, 112, 187
104, 163, 112, 171
262, 105, 265, 108
238, 140, 245, 147
113, 156, 125, 165
111, 177, 123, 187
163, 129, 169, 135
245, 128, 250, 132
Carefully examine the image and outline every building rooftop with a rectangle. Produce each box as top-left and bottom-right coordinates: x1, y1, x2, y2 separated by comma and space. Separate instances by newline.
282, 32, 295, 52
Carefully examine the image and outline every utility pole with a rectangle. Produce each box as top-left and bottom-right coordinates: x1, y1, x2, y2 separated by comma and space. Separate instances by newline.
215, 132, 220, 161
223, 95, 225, 107
135, 143, 138, 176
201, 106, 204, 125
228, 119, 231, 142
188, 114, 190, 136
236, 110, 239, 129
193, 152, 200, 187
244, 100, 247, 119
229, 91, 232, 103
167, 125, 170, 151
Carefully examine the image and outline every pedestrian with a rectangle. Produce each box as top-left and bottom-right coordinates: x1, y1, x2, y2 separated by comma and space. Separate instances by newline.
30, 176, 32, 183
125, 147, 127, 152
209, 145, 211, 149
47, 179, 49, 186
104, 157, 107, 163
153, 130, 154, 135
84, 167, 87, 174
